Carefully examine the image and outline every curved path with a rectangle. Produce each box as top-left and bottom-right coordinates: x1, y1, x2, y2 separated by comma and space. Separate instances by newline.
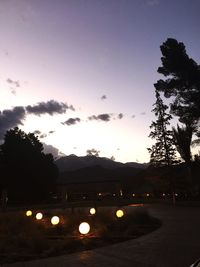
2, 204, 200, 267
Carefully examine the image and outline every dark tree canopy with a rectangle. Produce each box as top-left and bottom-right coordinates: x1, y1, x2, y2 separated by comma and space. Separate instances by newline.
172, 124, 193, 164
148, 91, 177, 167
0, 127, 58, 203
154, 38, 200, 127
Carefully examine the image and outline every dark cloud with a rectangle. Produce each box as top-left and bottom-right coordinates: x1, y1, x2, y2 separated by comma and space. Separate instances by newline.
7, 78, 20, 88
132, 115, 136, 119
40, 133, 47, 139
101, 95, 107, 100
26, 100, 72, 116
0, 106, 26, 139
62, 118, 81, 126
34, 130, 50, 138
0, 99, 74, 140
140, 112, 146, 115
86, 148, 100, 157
10, 88, 16, 95
33, 130, 41, 135
118, 113, 123, 119
42, 143, 65, 159
49, 130, 55, 134
69, 105, 75, 111
88, 113, 112, 122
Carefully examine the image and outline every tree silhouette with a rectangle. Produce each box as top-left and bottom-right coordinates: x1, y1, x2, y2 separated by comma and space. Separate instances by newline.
172, 124, 193, 164
0, 127, 58, 203
86, 148, 100, 157
148, 91, 178, 203
172, 124, 195, 194
148, 90, 177, 167
154, 38, 200, 134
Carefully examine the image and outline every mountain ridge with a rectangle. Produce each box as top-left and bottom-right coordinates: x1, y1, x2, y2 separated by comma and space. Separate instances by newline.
55, 154, 148, 172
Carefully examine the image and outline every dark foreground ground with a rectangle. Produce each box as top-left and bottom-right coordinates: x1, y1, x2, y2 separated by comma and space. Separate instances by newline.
2, 204, 200, 267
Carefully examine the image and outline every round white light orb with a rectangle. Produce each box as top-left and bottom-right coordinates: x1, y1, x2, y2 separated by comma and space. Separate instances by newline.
36, 212, 43, 220
116, 209, 124, 218
26, 210, 32, 216
89, 208, 96, 215
79, 222, 90, 235
51, 216, 60, 225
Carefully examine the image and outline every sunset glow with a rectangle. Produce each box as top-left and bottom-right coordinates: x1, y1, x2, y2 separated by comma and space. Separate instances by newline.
0, 0, 199, 163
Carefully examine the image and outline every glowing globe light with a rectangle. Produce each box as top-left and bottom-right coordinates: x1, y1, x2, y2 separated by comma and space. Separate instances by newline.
36, 212, 43, 220
79, 222, 90, 235
116, 209, 124, 218
51, 216, 60, 225
26, 210, 32, 216
89, 208, 96, 215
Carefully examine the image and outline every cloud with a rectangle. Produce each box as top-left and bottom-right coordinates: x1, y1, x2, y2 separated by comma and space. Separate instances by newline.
26, 100, 74, 116
132, 115, 136, 119
10, 89, 17, 95
86, 148, 100, 157
145, 0, 160, 6
118, 113, 124, 119
101, 95, 107, 100
0, 99, 74, 140
49, 130, 55, 134
88, 113, 112, 122
7, 78, 20, 88
0, 106, 26, 139
33, 130, 41, 135
42, 143, 65, 159
140, 112, 146, 115
34, 130, 51, 139
68, 105, 75, 111
39, 133, 47, 138
62, 118, 81, 126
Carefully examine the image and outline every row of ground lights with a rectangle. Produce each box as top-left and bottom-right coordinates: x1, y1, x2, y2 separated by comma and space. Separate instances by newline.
26, 208, 124, 235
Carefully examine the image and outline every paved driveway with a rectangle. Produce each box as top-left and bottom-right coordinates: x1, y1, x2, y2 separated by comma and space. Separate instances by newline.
2, 205, 200, 267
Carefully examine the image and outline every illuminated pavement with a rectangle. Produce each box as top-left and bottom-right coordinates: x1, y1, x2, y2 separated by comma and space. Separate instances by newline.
2, 205, 200, 267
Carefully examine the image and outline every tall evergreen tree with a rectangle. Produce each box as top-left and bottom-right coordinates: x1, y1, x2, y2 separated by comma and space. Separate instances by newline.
148, 90, 177, 167
172, 124, 193, 164
154, 38, 200, 136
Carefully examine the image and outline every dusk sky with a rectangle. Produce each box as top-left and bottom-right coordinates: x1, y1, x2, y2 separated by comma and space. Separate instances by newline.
0, 0, 200, 163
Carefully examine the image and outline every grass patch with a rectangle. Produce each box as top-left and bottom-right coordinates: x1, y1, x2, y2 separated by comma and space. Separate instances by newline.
0, 206, 161, 264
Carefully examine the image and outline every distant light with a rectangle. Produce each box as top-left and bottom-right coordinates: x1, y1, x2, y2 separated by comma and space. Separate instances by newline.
51, 216, 60, 225
36, 212, 43, 220
175, 193, 178, 196
26, 210, 32, 216
132, 193, 135, 197
116, 209, 124, 218
162, 193, 166, 197
146, 193, 150, 197
89, 208, 96, 215
79, 222, 90, 235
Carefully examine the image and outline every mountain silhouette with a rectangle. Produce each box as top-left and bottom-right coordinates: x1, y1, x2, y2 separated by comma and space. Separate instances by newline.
55, 155, 148, 172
